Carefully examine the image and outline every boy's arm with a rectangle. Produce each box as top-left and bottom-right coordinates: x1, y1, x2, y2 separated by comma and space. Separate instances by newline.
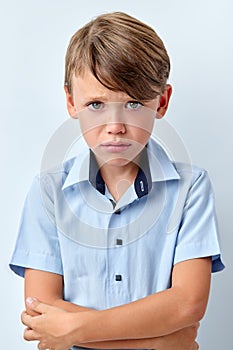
24, 268, 199, 350
23, 303, 199, 350
76, 257, 211, 342
24, 268, 93, 315
73, 326, 199, 350
23, 257, 210, 349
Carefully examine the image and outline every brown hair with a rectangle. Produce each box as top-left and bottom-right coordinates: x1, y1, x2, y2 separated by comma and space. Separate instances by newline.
65, 12, 170, 100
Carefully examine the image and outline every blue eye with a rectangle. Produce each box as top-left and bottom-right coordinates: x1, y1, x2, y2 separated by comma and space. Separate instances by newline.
88, 102, 104, 110
126, 101, 143, 110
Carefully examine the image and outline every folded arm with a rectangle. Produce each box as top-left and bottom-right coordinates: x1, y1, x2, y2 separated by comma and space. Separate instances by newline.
23, 257, 211, 349
75, 257, 211, 343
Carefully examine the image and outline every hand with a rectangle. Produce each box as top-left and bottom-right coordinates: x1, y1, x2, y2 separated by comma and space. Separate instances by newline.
154, 323, 199, 350
21, 297, 82, 350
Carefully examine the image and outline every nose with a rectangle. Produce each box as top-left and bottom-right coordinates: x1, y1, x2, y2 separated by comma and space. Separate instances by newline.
105, 104, 126, 134
105, 121, 126, 134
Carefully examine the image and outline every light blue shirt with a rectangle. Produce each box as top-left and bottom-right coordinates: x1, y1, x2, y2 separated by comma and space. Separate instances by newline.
10, 138, 224, 349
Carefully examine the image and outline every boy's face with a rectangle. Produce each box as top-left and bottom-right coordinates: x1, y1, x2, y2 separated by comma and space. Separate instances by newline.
65, 70, 171, 168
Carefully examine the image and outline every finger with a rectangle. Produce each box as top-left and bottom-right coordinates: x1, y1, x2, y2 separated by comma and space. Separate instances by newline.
24, 328, 41, 341
37, 341, 50, 350
37, 343, 45, 350
21, 311, 33, 328
26, 297, 51, 315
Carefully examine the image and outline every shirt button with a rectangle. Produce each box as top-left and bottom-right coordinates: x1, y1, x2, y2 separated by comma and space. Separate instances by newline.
115, 274, 122, 281
116, 239, 123, 245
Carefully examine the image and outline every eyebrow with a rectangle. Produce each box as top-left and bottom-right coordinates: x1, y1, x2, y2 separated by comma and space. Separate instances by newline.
81, 96, 145, 104
82, 95, 108, 102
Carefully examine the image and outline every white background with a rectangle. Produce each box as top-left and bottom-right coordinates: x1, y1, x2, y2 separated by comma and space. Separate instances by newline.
1, 0, 232, 349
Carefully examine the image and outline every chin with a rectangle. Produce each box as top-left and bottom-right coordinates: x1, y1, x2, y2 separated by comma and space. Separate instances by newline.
103, 157, 132, 167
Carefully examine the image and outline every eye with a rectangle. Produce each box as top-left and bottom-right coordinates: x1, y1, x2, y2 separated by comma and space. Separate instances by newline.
126, 101, 143, 110
87, 102, 104, 110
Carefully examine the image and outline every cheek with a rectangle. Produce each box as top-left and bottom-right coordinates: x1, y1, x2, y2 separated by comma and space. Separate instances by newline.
127, 113, 155, 139
79, 113, 104, 138
129, 126, 152, 145
81, 128, 100, 148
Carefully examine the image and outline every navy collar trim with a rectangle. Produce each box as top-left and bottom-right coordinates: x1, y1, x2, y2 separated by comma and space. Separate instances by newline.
134, 146, 152, 198
89, 151, 105, 195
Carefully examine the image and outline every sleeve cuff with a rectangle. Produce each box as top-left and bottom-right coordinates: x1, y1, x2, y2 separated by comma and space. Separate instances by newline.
174, 242, 225, 273
9, 250, 63, 277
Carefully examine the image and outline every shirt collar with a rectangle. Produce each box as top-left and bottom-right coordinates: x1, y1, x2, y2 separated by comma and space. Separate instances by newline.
62, 138, 180, 192
147, 139, 180, 182
62, 146, 90, 190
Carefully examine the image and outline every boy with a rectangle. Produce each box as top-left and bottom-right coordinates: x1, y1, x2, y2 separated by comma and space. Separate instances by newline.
10, 11, 224, 350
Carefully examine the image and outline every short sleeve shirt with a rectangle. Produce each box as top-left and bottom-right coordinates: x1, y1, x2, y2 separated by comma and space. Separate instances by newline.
10, 138, 224, 346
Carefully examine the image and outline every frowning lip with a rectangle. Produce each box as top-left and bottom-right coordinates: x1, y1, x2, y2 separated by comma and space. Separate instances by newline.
100, 141, 132, 153
101, 141, 131, 146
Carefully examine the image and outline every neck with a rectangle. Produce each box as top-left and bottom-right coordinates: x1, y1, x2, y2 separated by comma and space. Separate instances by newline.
100, 161, 139, 202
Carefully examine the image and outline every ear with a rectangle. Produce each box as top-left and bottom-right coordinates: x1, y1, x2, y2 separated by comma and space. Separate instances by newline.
156, 84, 172, 119
64, 85, 78, 119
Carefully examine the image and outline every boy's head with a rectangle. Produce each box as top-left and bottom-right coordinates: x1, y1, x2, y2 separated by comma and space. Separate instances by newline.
64, 11, 170, 100
63, 12, 172, 170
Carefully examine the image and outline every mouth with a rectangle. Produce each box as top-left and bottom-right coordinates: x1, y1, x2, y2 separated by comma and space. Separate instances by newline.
100, 141, 132, 153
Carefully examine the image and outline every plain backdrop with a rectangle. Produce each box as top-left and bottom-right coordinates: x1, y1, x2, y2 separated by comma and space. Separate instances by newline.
1, 0, 232, 349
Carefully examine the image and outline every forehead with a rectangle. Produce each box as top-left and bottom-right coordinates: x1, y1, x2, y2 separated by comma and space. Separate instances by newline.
72, 70, 131, 102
